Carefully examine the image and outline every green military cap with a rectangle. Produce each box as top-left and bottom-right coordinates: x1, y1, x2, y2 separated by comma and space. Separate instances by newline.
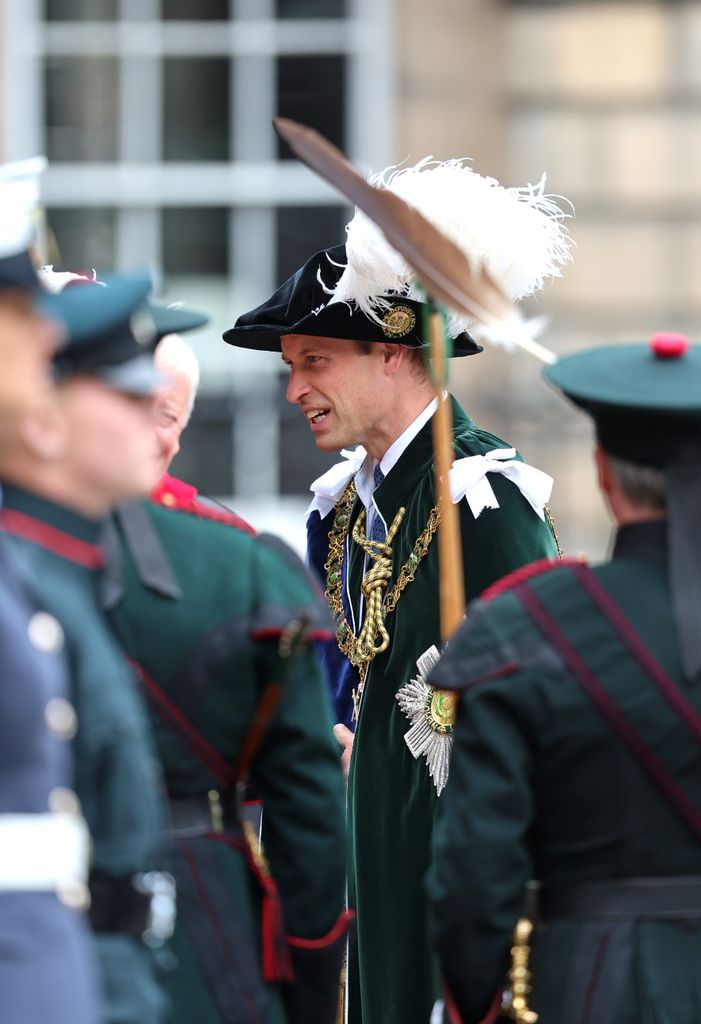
544, 333, 701, 468
148, 301, 209, 342
545, 332, 701, 679
43, 272, 209, 397
47, 272, 162, 396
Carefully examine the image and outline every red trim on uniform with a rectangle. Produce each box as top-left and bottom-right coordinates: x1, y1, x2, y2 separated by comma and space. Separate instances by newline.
177, 839, 265, 1024
130, 659, 233, 787
479, 985, 506, 1024
286, 909, 354, 949
442, 980, 501, 1024
0, 507, 104, 568
443, 982, 464, 1024
151, 473, 255, 535
474, 661, 520, 684
573, 564, 701, 744
190, 501, 256, 535
252, 626, 334, 643
517, 584, 701, 844
480, 556, 584, 604
208, 832, 295, 983
151, 473, 198, 507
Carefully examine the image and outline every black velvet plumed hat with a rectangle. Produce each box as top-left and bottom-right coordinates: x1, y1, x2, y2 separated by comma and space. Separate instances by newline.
223, 244, 482, 357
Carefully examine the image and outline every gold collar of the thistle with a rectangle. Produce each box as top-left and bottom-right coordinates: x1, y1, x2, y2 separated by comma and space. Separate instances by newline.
323, 479, 441, 719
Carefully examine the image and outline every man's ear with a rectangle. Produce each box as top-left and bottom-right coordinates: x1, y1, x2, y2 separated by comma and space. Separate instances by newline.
381, 343, 406, 375
18, 391, 67, 462
594, 446, 613, 496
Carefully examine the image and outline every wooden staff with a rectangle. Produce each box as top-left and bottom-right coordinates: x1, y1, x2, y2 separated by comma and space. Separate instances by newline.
427, 307, 465, 640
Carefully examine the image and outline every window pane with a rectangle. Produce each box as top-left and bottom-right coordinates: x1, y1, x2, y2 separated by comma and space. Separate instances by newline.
45, 0, 117, 18
276, 0, 346, 16
47, 208, 117, 273
162, 0, 230, 18
45, 57, 118, 162
163, 59, 230, 162
275, 204, 348, 283
162, 208, 229, 276
278, 374, 337, 496
170, 395, 235, 496
276, 55, 346, 160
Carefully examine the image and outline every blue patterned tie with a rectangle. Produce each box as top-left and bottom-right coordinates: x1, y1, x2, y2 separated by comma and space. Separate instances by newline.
370, 464, 386, 543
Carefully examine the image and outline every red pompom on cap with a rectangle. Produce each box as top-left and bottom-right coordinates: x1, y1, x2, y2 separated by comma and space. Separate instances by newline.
650, 331, 689, 359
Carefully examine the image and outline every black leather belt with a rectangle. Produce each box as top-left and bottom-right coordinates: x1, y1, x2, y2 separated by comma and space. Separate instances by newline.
167, 793, 242, 839
540, 875, 701, 921
89, 870, 176, 946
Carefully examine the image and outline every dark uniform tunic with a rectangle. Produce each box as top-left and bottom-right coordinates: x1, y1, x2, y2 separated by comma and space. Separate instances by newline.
106, 495, 348, 1024
0, 532, 99, 1024
430, 521, 701, 1024
307, 398, 558, 1024
1, 485, 167, 1024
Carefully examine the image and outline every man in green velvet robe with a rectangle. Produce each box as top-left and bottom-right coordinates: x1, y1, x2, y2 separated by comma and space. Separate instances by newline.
429, 332, 701, 1024
223, 158, 571, 1023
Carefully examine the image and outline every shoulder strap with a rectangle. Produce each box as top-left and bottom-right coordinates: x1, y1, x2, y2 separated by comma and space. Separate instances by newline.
131, 659, 233, 787
571, 563, 701, 747
515, 571, 701, 845
480, 555, 581, 604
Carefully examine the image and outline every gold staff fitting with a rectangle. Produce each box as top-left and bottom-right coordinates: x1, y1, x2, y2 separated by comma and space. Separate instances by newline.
501, 918, 538, 1023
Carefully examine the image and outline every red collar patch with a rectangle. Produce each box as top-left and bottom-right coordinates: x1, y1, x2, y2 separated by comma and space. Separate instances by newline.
150, 474, 255, 536
0, 507, 105, 569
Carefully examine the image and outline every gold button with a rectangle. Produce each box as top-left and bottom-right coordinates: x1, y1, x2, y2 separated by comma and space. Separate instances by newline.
56, 880, 90, 912
48, 787, 81, 816
161, 492, 176, 507
44, 697, 78, 741
27, 612, 64, 654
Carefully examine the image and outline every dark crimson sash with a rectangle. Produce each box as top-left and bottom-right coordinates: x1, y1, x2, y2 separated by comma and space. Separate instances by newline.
130, 661, 294, 992
515, 564, 701, 845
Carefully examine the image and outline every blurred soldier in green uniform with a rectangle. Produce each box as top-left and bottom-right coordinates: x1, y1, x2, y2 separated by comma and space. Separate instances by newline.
103, 335, 348, 1024
0, 157, 100, 1024
430, 331, 701, 1024
224, 158, 571, 1024
0, 275, 175, 1024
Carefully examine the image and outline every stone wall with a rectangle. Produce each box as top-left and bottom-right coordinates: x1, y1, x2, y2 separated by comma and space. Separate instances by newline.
396, 0, 701, 559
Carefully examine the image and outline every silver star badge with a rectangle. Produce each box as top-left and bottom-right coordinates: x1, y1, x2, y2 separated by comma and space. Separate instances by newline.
396, 645, 457, 796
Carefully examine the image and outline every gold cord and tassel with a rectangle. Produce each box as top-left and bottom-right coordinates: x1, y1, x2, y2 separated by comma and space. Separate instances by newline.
352, 507, 406, 661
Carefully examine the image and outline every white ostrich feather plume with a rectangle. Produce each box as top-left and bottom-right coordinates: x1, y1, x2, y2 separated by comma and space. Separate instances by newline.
324, 158, 573, 339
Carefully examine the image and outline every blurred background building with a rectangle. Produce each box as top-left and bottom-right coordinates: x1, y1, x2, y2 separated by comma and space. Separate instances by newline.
1, 0, 699, 558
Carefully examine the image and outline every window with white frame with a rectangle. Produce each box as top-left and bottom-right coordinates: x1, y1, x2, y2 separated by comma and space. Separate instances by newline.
2, 0, 393, 528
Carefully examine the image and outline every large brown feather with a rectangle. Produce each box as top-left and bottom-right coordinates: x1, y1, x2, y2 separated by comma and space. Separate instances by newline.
273, 117, 515, 329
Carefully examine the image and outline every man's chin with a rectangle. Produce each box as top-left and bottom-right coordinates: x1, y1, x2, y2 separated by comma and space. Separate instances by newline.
313, 435, 340, 452
312, 429, 356, 453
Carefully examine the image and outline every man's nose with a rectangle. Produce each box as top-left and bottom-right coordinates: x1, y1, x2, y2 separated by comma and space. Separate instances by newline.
286, 368, 310, 404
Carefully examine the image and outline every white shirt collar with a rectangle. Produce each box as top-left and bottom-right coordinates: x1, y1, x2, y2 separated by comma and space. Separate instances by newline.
307, 395, 553, 523
355, 397, 438, 511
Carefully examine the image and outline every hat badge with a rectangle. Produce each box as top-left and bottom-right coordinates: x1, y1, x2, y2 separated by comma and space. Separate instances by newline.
381, 304, 416, 339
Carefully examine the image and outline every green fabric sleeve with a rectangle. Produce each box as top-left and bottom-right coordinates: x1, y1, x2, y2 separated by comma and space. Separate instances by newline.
253, 643, 347, 940
250, 539, 346, 942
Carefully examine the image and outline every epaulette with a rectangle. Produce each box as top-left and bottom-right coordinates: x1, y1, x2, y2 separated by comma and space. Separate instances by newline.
151, 475, 255, 535
480, 555, 586, 604
184, 498, 256, 536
